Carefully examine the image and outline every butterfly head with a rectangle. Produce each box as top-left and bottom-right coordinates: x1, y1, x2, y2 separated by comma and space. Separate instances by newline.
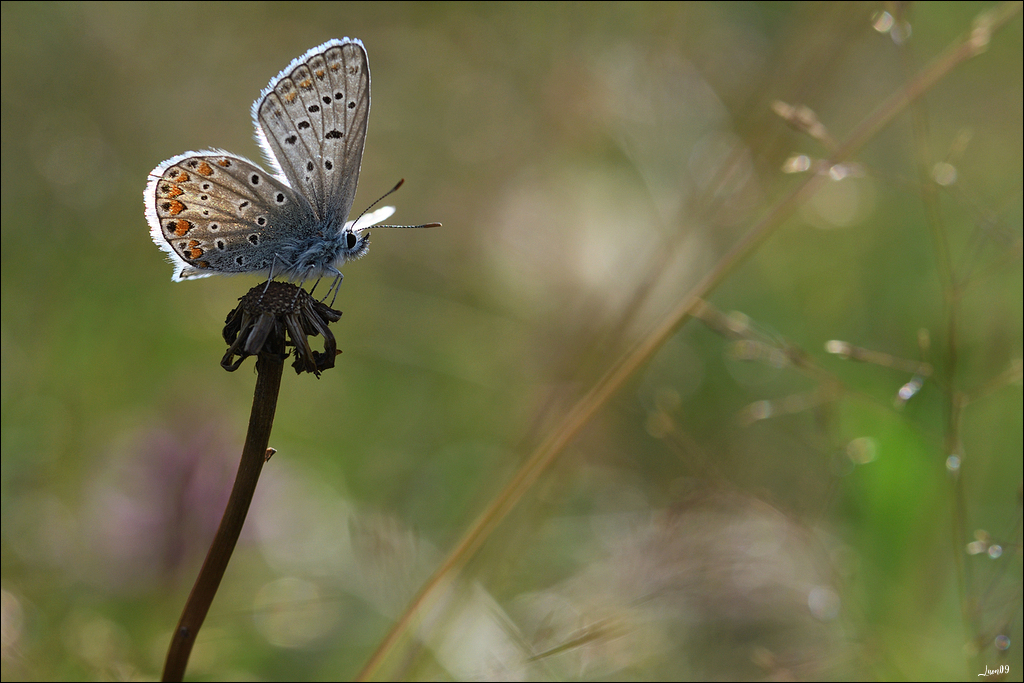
341, 225, 371, 261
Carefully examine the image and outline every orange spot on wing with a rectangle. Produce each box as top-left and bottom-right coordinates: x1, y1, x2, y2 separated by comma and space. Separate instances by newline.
185, 240, 204, 259
299, 78, 313, 89
165, 200, 185, 216
217, 158, 231, 167
173, 219, 191, 236
284, 91, 298, 104
163, 185, 184, 198
196, 162, 214, 176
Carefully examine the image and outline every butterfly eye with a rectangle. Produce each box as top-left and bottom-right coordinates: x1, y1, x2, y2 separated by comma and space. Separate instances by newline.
345, 232, 359, 250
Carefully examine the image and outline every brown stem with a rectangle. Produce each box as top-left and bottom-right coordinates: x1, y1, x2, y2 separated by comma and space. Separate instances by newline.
355, 3, 1023, 680
162, 351, 284, 681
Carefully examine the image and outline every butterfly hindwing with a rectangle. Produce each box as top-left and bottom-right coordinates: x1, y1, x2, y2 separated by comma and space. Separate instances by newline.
146, 151, 311, 280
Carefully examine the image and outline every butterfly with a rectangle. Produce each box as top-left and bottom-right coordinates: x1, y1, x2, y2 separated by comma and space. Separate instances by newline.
145, 38, 435, 298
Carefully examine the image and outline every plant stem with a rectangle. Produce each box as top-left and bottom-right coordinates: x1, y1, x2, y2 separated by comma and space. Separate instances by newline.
355, 3, 1022, 679
162, 351, 284, 681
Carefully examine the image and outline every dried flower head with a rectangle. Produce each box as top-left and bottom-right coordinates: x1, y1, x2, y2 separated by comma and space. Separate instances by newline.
222, 282, 342, 376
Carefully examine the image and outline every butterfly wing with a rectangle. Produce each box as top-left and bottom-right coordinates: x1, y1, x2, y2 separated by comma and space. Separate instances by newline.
146, 151, 313, 281
253, 38, 370, 228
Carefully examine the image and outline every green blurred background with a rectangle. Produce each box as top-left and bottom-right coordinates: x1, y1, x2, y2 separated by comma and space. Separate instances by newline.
2, 3, 1021, 680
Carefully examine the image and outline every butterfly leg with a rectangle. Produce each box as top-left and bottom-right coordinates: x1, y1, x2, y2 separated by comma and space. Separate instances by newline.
258, 255, 282, 301
325, 269, 345, 308
308, 275, 325, 299
260, 254, 287, 299
288, 270, 319, 307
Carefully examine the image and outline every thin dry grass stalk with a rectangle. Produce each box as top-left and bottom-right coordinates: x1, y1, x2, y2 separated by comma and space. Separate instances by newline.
356, 3, 1023, 679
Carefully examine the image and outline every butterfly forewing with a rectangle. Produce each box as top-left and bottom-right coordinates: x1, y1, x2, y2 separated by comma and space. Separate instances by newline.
147, 152, 310, 280
255, 39, 370, 226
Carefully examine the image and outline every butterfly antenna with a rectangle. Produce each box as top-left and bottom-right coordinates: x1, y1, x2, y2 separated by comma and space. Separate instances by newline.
372, 222, 442, 229
351, 179, 442, 231
350, 179, 406, 231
